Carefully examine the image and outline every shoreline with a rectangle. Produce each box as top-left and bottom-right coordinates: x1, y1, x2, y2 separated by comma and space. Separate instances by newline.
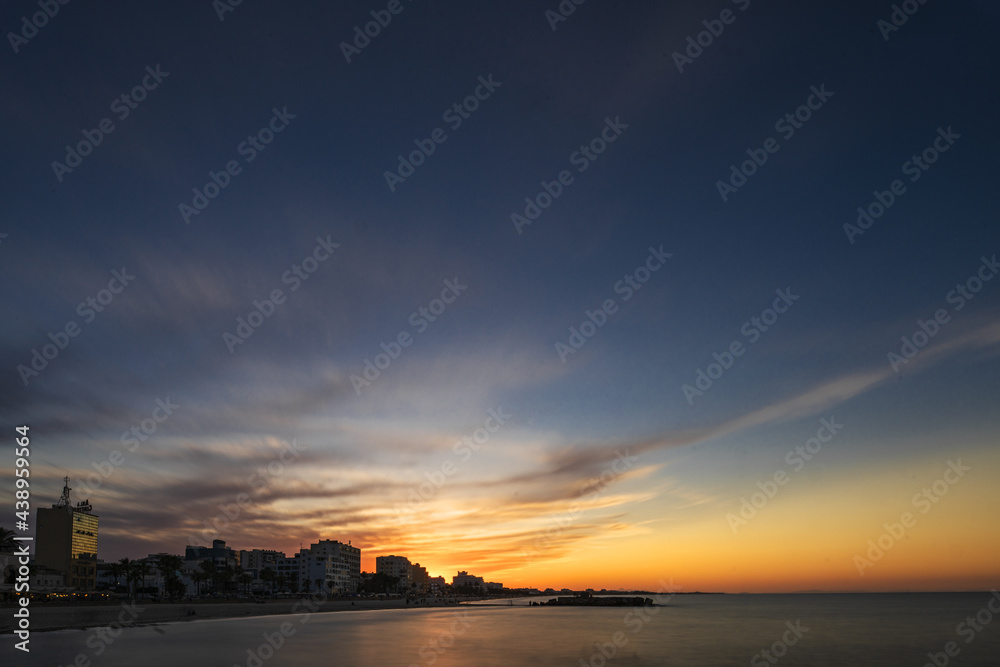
0, 597, 483, 634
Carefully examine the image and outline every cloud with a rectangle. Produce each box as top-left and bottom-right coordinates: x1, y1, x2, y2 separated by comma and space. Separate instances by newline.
13, 291, 998, 579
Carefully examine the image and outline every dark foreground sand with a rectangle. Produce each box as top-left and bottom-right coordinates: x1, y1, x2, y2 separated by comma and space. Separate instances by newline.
1, 597, 479, 633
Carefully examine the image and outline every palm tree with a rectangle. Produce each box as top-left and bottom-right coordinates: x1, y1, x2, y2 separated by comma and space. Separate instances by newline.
199, 560, 217, 595
128, 560, 144, 597
239, 573, 253, 595
0, 526, 16, 552
119, 558, 136, 596
260, 568, 276, 595
155, 555, 184, 599
222, 565, 236, 595
289, 572, 299, 594
138, 561, 152, 596
276, 574, 287, 593
108, 562, 123, 592
315, 578, 323, 594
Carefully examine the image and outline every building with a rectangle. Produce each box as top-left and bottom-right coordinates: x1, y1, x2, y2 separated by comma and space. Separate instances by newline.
376, 555, 411, 591
184, 539, 239, 569
1, 540, 18, 595
409, 562, 429, 592
308, 540, 360, 594
95, 561, 121, 592
274, 555, 299, 591
275, 539, 360, 594
239, 549, 285, 578
31, 568, 65, 591
35, 477, 99, 589
452, 571, 485, 590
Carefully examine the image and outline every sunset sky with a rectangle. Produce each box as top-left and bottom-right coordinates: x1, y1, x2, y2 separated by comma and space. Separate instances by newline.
2, 0, 999, 593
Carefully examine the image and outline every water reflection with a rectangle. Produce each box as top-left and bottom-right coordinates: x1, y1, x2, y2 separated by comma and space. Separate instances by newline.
3, 594, 999, 667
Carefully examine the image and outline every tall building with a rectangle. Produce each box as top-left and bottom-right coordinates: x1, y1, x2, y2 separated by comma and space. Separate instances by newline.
35, 477, 99, 589
409, 562, 429, 592
276, 539, 361, 594
376, 555, 411, 591
307, 539, 360, 594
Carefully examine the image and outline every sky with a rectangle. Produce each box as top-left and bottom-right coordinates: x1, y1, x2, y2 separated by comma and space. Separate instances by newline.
1, 0, 999, 593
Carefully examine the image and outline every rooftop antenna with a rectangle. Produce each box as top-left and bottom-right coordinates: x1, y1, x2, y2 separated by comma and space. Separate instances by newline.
56, 475, 72, 508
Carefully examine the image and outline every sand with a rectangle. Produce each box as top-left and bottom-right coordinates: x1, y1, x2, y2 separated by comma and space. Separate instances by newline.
0, 597, 478, 633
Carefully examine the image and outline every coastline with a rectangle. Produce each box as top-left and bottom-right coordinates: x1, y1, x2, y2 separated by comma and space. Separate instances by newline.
0, 597, 480, 634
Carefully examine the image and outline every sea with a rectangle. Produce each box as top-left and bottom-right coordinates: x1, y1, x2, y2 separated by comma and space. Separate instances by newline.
3, 593, 999, 666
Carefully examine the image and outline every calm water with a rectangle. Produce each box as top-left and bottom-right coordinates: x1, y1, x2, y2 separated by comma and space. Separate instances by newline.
4, 593, 999, 666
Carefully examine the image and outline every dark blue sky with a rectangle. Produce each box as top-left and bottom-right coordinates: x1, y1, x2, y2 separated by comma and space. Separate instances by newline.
2, 0, 998, 589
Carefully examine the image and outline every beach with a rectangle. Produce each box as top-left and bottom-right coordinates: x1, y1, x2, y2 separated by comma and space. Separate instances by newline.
0, 596, 474, 633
